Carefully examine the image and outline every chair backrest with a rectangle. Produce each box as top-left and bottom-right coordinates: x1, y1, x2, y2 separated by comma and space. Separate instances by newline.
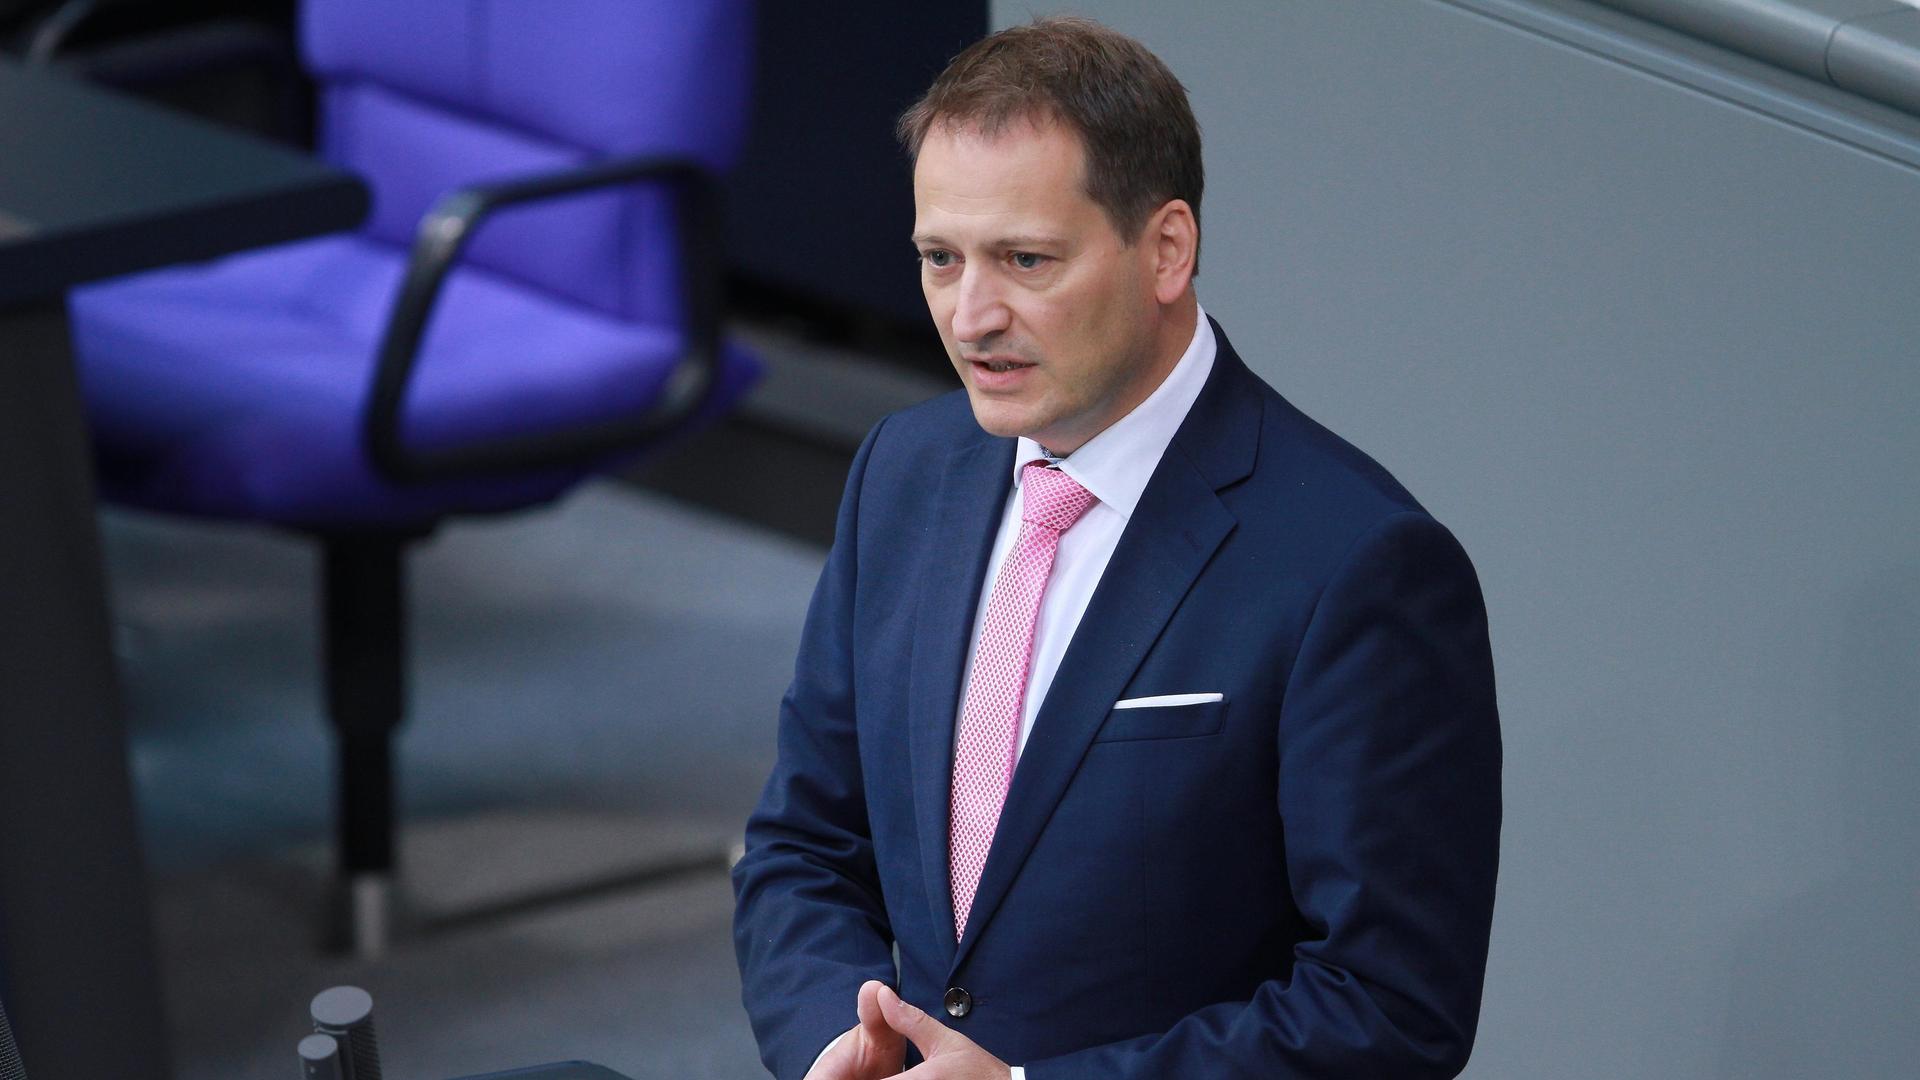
300, 0, 752, 324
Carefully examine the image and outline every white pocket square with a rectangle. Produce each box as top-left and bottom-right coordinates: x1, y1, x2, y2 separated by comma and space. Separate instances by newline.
1113, 692, 1224, 710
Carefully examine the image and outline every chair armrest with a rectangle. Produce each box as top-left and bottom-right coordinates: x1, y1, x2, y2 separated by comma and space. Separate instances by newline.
25, 1, 288, 77
363, 155, 725, 484
22, 1, 308, 143
20, 0, 99, 64
56, 19, 297, 92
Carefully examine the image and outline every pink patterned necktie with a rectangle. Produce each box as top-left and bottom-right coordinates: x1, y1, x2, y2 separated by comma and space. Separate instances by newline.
950, 461, 1097, 939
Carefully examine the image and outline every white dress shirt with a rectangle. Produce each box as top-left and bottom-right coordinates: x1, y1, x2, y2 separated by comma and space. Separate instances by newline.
816, 306, 1216, 1080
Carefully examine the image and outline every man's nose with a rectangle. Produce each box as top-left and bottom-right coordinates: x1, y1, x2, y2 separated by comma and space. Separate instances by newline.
950, 266, 1012, 344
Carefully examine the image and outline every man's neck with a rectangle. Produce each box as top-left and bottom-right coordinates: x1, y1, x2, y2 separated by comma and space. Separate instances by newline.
1136, 291, 1201, 410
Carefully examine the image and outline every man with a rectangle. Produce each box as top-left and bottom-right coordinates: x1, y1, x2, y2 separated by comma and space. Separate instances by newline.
733, 17, 1501, 1079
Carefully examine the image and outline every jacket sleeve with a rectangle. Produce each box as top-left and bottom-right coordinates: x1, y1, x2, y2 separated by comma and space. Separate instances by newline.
731, 418, 899, 1080
1024, 511, 1503, 1079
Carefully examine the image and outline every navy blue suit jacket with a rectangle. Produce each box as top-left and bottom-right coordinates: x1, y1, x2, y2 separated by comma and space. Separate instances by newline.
733, 321, 1501, 1078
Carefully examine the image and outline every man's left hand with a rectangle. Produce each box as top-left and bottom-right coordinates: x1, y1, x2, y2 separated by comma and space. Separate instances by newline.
869, 982, 1012, 1079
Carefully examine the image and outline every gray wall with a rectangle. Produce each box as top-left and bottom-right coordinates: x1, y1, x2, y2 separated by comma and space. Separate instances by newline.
994, 1, 1919, 1075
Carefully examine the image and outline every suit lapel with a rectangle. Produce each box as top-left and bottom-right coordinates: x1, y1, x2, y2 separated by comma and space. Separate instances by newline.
907, 432, 1015, 964
948, 322, 1263, 973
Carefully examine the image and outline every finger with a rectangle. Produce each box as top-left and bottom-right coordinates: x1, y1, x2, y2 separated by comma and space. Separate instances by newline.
853, 981, 906, 1074
856, 980, 890, 1038
875, 983, 951, 1060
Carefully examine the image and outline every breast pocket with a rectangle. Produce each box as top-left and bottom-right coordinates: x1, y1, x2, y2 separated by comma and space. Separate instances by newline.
1092, 697, 1227, 742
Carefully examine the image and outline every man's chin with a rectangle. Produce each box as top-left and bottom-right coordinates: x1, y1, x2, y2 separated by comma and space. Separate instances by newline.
965, 394, 1044, 441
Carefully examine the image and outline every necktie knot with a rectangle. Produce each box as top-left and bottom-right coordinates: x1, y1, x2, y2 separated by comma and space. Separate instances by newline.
1020, 461, 1096, 533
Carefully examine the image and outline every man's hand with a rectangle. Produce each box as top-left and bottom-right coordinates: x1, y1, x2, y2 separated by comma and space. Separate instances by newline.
802, 980, 907, 1080
873, 982, 1011, 1079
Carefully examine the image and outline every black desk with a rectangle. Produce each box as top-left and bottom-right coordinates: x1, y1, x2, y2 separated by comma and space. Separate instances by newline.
0, 58, 366, 1080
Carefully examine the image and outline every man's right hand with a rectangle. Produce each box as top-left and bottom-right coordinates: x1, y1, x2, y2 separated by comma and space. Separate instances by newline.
803, 980, 909, 1080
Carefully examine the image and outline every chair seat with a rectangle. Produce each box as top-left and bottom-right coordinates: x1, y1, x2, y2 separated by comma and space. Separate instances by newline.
69, 235, 757, 528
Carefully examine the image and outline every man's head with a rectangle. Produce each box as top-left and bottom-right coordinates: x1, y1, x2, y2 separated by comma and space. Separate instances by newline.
900, 17, 1205, 454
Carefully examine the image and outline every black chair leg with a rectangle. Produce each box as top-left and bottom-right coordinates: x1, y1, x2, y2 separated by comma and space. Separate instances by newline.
320, 532, 408, 958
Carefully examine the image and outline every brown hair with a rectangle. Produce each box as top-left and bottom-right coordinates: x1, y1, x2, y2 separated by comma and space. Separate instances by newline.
898, 16, 1203, 270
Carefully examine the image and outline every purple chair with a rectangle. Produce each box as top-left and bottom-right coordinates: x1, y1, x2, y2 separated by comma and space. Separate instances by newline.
68, 0, 759, 955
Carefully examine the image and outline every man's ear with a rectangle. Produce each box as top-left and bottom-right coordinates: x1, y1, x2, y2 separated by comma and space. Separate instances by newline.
1146, 198, 1198, 304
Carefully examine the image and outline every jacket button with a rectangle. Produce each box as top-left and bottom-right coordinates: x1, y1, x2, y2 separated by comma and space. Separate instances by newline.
942, 986, 973, 1019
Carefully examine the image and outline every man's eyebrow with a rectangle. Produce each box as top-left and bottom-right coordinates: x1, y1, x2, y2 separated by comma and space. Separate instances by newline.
995, 234, 1066, 250
909, 233, 1066, 249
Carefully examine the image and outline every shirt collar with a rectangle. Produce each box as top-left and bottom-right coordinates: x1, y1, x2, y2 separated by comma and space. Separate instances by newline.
1013, 304, 1215, 520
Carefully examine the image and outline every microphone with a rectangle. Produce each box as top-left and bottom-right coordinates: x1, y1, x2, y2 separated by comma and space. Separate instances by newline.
309, 986, 382, 1080
297, 1033, 345, 1080
1, 996, 27, 1080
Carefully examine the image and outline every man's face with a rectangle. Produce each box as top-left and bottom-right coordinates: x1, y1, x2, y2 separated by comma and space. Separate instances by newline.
912, 118, 1169, 455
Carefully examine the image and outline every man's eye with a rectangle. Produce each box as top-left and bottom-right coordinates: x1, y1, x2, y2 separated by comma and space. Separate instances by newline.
922, 250, 954, 268
1011, 252, 1044, 270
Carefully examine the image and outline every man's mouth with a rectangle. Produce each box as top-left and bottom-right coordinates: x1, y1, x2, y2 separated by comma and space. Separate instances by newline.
970, 358, 1034, 373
